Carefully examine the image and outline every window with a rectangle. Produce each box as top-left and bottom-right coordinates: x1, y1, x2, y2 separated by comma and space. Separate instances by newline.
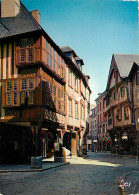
114, 70, 118, 83
53, 60, 56, 69
103, 124, 105, 133
28, 79, 34, 89
20, 38, 27, 48
100, 102, 101, 111
68, 98, 72, 116
120, 87, 125, 97
20, 91, 26, 104
20, 50, 26, 62
124, 107, 129, 120
68, 69, 72, 86
116, 108, 122, 122
114, 91, 118, 100
7, 94, 11, 105
58, 100, 61, 110
7, 81, 12, 91
136, 72, 139, 85
53, 86, 56, 96
28, 91, 34, 104
46, 41, 49, 52
108, 111, 112, 125
14, 81, 17, 91
75, 75, 78, 91
50, 56, 53, 68
106, 97, 110, 107
75, 102, 78, 119
19, 37, 34, 63
21, 79, 27, 90
28, 37, 34, 47
13, 92, 17, 105
47, 54, 50, 65
28, 48, 34, 62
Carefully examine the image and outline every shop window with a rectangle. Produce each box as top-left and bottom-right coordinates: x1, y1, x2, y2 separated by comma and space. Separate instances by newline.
124, 106, 129, 120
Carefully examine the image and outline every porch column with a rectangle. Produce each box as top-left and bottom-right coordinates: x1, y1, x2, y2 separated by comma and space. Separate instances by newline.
71, 132, 77, 158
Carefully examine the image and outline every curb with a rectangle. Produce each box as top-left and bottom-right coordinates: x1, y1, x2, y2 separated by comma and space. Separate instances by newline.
83, 155, 89, 159
0, 162, 70, 173
111, 153, 137, 159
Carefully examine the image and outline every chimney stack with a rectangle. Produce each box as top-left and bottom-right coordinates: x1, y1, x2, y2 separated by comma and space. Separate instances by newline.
31, 10, 40, 24
1, 0, 20, 18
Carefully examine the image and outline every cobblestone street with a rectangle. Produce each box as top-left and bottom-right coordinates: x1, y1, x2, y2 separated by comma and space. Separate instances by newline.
0, 152, 139, 195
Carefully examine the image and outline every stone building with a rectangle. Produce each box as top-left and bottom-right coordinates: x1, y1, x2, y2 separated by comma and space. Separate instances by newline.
96, 91, 111, 151
0, 0, 91, 163
105, 54, 139, 155
61, 46, 91, 157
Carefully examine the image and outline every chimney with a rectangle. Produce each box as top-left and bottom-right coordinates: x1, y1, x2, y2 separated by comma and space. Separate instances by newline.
31, 10, 40, 24
1, 0, 20, 18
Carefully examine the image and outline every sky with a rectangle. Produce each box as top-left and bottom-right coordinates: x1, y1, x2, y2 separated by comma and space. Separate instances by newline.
22, 0, 138, 105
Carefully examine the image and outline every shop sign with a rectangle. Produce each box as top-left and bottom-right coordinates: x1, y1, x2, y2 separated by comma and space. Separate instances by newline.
122, 132, 128, 140
87, 140, 92, 144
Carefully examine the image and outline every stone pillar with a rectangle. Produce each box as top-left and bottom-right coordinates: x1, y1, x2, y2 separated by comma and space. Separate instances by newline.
54, 129, 65, 163
71, 132, 77, 158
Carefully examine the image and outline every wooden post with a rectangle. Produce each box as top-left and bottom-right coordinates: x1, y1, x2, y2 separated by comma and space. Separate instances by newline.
71, 132, 77, 158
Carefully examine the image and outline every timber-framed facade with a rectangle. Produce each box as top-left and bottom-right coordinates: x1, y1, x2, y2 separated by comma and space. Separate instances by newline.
0, 0, 91, 163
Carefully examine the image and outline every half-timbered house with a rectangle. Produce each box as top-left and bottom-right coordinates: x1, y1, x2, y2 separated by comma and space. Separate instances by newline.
0, 0, 67, 163
105, 54, 139, 155
0, 0, 91, 163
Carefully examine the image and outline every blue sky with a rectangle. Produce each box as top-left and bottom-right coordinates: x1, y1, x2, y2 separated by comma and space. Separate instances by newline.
22, 0, 138, 104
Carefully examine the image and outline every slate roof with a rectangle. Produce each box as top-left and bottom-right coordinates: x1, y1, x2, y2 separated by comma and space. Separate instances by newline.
60, 46, 73, 53
114, 54, 139, 78
60, 46, 78, 57
0, 2, 42, 40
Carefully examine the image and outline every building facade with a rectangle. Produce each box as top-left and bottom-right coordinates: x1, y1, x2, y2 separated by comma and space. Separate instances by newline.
105, 54, 139, 155
96, 91, 111, 151
88, 106, 97, 151
0, 0, 91, 163
61, 47, 91, 157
